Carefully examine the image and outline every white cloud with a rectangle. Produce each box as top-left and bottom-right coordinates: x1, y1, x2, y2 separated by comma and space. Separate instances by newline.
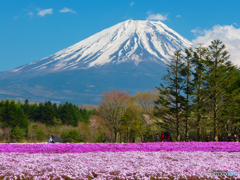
130, 1, 134, 6
191, 27, 204, 36
28, 12, 33, 18
38, 8, 53, 17
176, 15, 181, 18
146, 12, 167, 21
59, 7, 76, 14
192, 24, 240, 66
13, 16, 19, 19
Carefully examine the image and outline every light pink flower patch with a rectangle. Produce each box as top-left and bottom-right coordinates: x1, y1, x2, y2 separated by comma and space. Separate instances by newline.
0, 151, 239, 179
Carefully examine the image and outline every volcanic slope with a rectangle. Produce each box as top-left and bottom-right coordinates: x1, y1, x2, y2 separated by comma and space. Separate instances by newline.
0, 20, 192, 104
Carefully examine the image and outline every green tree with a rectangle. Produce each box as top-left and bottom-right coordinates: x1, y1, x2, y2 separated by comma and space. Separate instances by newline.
154, 50, 185, 142
119, 108, 142, 143
181, 48, 194, 141
16, 106, 28, 134
28, 103, 38, 121
10, 126, 26, 142
1, 100, 28, 134
53, 117, 62, 127
22, 99, 30, 119
61, 129, 83, 143
36, 129, 46, 141
190, 44, 208, 141
205, 40, 237, 141
223, 68, 240, 136
59, 102, 78, 126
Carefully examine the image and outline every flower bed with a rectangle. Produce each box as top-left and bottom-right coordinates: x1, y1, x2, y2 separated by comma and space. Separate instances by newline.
0, 151, 239, 179
0, 142, 239, 179
0, 142, 240, 153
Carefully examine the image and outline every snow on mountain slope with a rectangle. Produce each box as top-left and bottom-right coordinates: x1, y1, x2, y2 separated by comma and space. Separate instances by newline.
10, 19, 192, 73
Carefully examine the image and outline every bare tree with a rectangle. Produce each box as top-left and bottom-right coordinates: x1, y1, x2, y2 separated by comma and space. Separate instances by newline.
99, 89, 131, 142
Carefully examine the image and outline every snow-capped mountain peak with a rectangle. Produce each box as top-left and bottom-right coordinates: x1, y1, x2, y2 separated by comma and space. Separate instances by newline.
11, 19, 192, 73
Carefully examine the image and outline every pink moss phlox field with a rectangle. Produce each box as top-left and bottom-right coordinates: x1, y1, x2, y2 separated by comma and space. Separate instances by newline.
0, 151, 239, 179
0, 142, 240, 153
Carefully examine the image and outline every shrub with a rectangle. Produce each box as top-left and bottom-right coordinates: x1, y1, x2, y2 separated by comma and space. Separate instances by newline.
61, 129, 83, 143
36, 129, 46, 141
10, 126, 26, 142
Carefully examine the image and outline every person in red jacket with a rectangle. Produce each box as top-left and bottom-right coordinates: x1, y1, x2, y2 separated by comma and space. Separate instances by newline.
160, 132, 165, 142
166, 135, 170, 142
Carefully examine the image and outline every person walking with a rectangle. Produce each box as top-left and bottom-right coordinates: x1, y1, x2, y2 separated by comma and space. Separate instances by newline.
221, 136, 225, 142
170, 134, 173, 142
160, 132, 165, 142
206, 136, 210, 142
233, 135, 238, 142
227, 134, 231, 142
155, 133, 159, 142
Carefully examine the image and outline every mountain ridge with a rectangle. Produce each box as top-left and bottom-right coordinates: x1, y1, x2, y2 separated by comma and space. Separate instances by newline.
3, 20, 191, 75
0, 20, 192, 105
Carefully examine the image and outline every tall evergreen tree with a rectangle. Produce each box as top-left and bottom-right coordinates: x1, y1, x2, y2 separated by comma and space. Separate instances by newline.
154, 50, 185, 141
181, 48, 194, 141
205, 40, 236, 141
191, 44, 208, 141
22, 99, 30, 119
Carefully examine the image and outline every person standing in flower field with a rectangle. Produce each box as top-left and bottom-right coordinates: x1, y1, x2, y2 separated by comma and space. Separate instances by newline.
160, 132, 164, 142
233, 135, 238, 142
166, 135, 170, 142
206, 136, 210, 142
155, 133, 159, 142
227, 134, 232, 142
221, 136, 225, 142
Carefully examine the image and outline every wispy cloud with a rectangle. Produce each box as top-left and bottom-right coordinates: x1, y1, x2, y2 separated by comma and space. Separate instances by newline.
233, 23, 238, 27
13, 16, 19, 19
146, 12, 167, 21
192, 24, 240, 66
176, 15, 181, 18
59, 7, 76, 14
28, 12, 33, 18
38, 8, 53, 17
130, 1, 134, 6
191, 27, 204, 36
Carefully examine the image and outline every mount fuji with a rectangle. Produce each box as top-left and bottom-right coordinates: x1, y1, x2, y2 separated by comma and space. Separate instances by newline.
0, 20, 192, 105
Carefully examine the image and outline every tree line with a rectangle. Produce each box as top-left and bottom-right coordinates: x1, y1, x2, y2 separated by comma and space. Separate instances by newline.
0, 99, 96, 142
154, 40, 240, 142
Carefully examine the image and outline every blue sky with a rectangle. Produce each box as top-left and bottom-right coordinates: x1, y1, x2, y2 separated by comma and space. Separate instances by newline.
1, 0, 240, 72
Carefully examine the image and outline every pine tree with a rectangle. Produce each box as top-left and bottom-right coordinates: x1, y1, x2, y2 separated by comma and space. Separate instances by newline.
218, 65, 240, 136
205, 40, 236, 141
22, 99, 30, 119
181, 48, 194, 141
191, 44, 208, 141
29, 103, 38, 121
154, 50, 185, 141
